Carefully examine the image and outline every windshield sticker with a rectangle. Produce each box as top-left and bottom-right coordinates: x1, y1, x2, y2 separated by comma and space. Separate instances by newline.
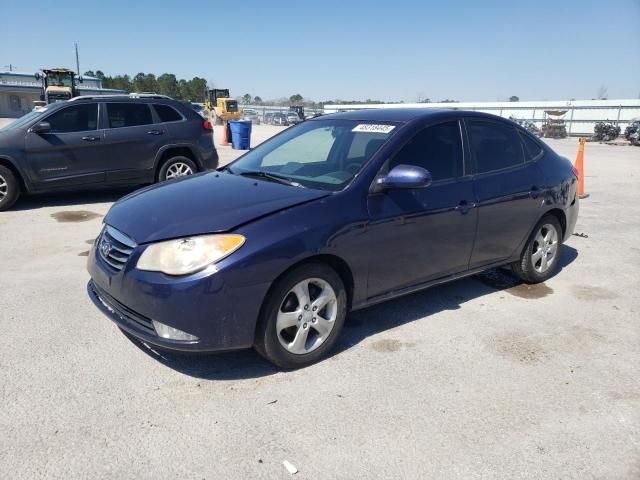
352, 124, 395, 134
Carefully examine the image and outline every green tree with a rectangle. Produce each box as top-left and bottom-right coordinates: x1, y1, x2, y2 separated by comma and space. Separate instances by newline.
242, 93, 252, 104
289, 93, 303, 105
83, 70, 95, 77
178, 79, 189, 99
509, 95, 519, 102
185, 77, 207, 102
133, 73, 157, 93
253, 95, 262, 104
157, 73, 179, 98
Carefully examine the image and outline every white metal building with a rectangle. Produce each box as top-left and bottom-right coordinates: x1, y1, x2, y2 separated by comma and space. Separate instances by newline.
323, 99, 640, 136
0, 71, 125, 118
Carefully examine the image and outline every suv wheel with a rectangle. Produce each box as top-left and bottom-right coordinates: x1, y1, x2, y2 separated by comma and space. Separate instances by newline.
0, 165, 20, 211
158, 156, 197, 182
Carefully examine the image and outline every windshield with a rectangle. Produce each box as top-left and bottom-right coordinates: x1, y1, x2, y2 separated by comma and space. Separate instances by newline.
47, 72, 74, 87
0, 108, 48, 132
228, 119, 398, 191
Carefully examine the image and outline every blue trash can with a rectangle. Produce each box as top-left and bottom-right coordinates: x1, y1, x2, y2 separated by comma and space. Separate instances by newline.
228, 120, 252, 150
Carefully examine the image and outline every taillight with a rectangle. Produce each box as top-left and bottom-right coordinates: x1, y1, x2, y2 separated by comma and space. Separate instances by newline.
571, 165, 579, 178
203, 120, 213, 130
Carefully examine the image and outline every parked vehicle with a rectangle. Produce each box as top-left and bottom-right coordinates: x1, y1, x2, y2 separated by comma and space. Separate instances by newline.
627, 121, 640, 146
0, 94, 218, 211
86, 109, 579, 369
243, 109, 261, 124
204, 89, 242, 125
286, 111, 302, 124
263, 112, 275, 125
272, 112, 289, 126
34, 68, 83, 106
289, 106, 305, 120
541, 110, 568, 138
592, 122, 621, 142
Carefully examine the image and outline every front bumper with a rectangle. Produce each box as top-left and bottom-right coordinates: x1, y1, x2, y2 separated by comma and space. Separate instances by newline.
86, 241, 269, 352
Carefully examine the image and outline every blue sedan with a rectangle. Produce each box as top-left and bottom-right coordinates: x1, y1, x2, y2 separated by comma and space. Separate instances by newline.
87, 109, 579, 368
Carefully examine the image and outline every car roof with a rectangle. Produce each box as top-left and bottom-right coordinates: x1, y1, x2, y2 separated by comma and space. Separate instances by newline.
309, 108, 507, 124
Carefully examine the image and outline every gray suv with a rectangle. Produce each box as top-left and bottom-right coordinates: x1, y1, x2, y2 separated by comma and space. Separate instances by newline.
0, 95, 218, 211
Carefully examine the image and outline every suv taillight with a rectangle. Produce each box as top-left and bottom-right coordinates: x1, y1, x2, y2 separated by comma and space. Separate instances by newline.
203, 120, 213, 130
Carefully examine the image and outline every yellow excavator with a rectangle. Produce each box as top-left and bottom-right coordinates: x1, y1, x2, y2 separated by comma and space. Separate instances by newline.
204, 89, 242, 125
33, 68, 83, 106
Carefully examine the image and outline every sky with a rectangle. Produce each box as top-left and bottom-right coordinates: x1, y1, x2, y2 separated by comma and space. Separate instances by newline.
1, 0, 639, 103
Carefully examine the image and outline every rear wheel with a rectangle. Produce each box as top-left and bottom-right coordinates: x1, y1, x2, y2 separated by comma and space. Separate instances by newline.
512, 215, 562, 283
158, 156, 197, 182
254, 263, 347, 369
0, 165, 20, 211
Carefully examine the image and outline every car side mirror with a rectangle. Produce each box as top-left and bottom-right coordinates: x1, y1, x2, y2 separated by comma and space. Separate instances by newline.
377, 164, 433, 190
30, 121, 51, 134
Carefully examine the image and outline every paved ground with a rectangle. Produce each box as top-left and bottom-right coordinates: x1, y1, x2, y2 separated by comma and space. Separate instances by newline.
1, 125, 639, 479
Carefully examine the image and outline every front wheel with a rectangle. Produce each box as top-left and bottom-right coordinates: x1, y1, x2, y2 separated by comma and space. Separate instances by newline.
254, 263, 347, 369
158, 156, 197, 182
512, 215, 562, 283
0, 165, 20, 211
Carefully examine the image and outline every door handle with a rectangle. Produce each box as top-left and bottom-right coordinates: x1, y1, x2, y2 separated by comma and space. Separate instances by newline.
81, 136, 100, 142
530, 186, 540, 199
455, 200, 476, 215
147, 130, 163, 135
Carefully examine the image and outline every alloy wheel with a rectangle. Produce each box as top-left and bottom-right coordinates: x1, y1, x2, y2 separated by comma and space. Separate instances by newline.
276, 278, 338, 355
0, 174, 7, 202
166, 162, 194, 179
531, 223, 558, 273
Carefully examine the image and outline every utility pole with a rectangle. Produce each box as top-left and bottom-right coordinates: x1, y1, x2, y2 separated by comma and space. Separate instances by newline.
3, 64, 16, 71
75, 43, 80, 75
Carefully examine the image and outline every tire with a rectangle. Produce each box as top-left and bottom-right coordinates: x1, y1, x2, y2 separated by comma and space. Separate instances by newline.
0, 165, 20, 211
157, 156, 197, 182
512, 215, 563, 284
254, 263, 348, 369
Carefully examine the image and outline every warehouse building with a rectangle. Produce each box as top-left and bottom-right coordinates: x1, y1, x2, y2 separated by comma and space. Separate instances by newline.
0, 71, 124, 118
324, 99, 640, 136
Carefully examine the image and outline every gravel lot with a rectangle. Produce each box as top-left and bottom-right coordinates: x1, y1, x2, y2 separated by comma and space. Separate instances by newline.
1, 123, 639, 479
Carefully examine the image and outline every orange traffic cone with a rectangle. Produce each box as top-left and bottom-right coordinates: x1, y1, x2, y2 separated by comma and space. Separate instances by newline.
574, 137, 588, 198
220, 120, 230, 146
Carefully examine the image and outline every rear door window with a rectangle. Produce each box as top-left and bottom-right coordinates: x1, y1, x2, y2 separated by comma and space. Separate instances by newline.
106, 103, 153, 128
45, 104, 98, 133
154, 104, 183, 123
467, 120, 525, 173
519, 131, 544, 161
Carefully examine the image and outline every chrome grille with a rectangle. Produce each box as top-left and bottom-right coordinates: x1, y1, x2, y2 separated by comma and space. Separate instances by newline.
98, 225, 137, 271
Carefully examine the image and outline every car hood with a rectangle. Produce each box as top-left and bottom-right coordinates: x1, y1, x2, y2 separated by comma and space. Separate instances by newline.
105, 171, 330, 244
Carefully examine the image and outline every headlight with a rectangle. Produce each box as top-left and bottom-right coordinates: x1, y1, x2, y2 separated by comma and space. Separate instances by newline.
136, 234, 245, 276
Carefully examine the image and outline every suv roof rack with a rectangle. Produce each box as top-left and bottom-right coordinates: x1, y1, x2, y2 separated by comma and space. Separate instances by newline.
67, 93, 174, 103
129, 93, 172, 99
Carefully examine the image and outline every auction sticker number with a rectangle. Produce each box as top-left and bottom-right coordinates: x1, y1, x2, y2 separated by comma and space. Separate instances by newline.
352, 124, 396, 134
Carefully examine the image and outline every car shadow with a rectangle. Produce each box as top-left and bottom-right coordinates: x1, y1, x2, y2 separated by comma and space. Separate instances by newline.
12, 187, 139, 211
125, 245, 578, 380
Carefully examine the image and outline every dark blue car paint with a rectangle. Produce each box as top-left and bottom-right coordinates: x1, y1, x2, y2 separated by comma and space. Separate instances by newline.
87, 109, 579, 352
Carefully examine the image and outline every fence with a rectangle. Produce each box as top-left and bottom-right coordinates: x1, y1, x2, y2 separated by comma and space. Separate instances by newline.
323, 99, 640, 136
